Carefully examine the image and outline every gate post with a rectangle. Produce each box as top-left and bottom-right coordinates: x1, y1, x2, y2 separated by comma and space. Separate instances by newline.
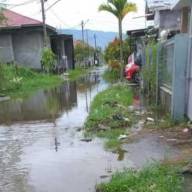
171, 34, 188, 120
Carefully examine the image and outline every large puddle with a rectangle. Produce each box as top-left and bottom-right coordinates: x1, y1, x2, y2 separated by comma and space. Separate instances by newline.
0, 67, 181, 192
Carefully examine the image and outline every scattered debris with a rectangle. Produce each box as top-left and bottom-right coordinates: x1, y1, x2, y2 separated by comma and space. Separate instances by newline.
104, 101, 118, 107
112, 114, 124, 121
182, 128, 192, 135
131, 120, 145, 132
118, 134, 128, 140
98, 124, 110, 131
100, 175, 110, 179
123, 117, 130, 122
63, 72, 69, 76
76, 127, 82, 132
166, 138, 177, 142
135, 110, 145, 116
146, 117, 155, 122
0, 96, 10, 102
182, 164, 192, 175
128, 105, 135, 112
183, 128, 190, 133
80, 138, 92, 142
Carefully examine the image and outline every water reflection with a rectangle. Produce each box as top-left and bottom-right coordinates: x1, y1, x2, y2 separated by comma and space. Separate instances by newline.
0, 127, 35, 192
0, 68, 107, 192
0, 72, 100, 124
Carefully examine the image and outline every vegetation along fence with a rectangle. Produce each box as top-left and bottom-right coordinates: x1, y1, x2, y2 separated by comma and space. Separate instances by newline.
157, 34, 188, 120
143, 34, 189, 120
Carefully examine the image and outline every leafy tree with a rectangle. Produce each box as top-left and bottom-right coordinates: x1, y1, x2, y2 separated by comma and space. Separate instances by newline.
104, 37, 133, 67
74, 40, 94, 66
99, 0, 137, 80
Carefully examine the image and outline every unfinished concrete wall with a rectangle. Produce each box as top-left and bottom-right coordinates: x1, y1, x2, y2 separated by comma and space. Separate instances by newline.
155, 10, 181, 32
0, 34, 14, 63
12, 31, 44, 69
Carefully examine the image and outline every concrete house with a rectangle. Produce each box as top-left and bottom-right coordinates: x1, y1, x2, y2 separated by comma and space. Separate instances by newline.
0, 9, 74, 70
146, 0, 181, 37
143, 0, 192, 120
172, 0, 192, 120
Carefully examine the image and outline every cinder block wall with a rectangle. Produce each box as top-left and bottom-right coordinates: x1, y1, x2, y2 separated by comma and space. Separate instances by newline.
0, 34, 14, 63
12, 31, 44, 69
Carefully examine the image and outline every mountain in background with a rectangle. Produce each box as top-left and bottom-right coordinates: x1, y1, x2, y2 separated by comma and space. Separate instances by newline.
58, 29, 118, 50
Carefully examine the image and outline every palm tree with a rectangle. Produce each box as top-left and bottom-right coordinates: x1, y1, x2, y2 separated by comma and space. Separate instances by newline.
99, 0, 137, 80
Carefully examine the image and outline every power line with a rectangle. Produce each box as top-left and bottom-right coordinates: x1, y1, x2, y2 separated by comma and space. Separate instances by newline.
45, 0, 62, 12
49, 9, 81, 29
2, 0, 39, 8
50, 9, 68, 26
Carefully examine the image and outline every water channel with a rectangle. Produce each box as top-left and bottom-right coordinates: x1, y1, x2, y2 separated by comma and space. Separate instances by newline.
0, 67, 182, 192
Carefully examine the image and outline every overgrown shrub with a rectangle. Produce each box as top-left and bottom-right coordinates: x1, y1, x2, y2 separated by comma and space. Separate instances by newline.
0, 63, 62, 97
102, 60, 121, 82
41, 48, 56, 73
0, 64, 23, 92
108, 60, 121, 70
143, 42, 158, 99
104, 38, 132, 64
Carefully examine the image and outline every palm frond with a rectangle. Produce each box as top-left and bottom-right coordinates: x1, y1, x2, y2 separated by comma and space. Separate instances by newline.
99, 1, 137, 20
122, 3, 137, 19
98, 3, 118, 18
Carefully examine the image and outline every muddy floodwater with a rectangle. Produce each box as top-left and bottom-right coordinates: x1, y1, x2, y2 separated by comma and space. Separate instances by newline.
0, 67, 181, 192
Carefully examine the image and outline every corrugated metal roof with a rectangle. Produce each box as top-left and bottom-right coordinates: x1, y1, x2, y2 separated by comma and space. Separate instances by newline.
0, 8, 42, 28
146, 0, 172, 10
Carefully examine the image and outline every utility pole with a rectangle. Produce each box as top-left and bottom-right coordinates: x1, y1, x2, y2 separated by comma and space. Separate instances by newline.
81, 20, 85, 43
81, 20, 89, 43
40, 0, 48, 47
86, 29, 89, 45
94, 34, 98, 65
94, 34, 97, 50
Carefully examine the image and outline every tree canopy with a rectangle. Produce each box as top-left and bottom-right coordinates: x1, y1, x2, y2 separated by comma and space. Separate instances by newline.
99, 0, 137, 21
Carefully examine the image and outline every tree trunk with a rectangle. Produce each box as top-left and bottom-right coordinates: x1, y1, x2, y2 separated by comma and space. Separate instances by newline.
118, 18, 123, 81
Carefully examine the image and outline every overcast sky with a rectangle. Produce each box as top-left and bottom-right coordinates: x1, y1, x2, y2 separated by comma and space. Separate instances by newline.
5, 0, 146, 32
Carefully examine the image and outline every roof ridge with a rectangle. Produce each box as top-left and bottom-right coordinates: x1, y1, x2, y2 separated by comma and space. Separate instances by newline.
2, 8, 42, 25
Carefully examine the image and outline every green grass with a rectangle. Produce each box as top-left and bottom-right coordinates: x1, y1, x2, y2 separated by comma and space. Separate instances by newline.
0, 64, 63, 98
85, 84, 133, 149
68, 67, 90, 80
97, 163, 183, 192
102, 69, 120, 83
85, 84, 133, 130
97, 129, 127, 149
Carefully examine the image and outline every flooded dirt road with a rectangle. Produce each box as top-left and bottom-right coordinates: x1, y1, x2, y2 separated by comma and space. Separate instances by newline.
0, 67, 181, 192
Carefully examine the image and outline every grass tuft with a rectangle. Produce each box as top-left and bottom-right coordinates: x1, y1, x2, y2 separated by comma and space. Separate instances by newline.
0, 64, 63, 98
68, 67, 90, 80
97, 163, 183, 192
102, 69, 120, 83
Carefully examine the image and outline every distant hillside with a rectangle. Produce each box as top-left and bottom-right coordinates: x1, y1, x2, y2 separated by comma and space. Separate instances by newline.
58, 29, 118, 50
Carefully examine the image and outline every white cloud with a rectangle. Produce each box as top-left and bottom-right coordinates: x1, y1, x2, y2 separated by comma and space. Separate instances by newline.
7, 0, 146, 32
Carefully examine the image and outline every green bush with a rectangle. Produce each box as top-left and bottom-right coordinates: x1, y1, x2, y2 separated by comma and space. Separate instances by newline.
41, 48, 56, 73
0, 64, 36, 93
0, 63, 62, 97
